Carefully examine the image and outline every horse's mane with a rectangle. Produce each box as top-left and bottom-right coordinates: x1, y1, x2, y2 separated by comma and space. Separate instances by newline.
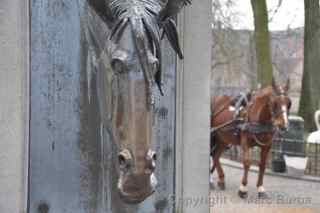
252, 86, 273, 100
109, 0, 163, 19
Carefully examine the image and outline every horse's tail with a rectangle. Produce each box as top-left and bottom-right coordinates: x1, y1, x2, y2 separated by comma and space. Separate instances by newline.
210, 133, 216, 156
210, 133, 219, 173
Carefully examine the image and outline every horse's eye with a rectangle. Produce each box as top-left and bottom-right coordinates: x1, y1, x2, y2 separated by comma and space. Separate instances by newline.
148, 54, 159, 75
111, 58, 126, 73
288, 100, 292, 110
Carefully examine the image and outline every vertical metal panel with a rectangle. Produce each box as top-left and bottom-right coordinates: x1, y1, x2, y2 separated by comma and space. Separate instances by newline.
29, 0, 101, 212
176, 1, 212, 213
0, 0, 29, 212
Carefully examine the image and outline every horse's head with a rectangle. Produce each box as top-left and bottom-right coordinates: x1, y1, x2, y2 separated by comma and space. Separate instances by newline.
270, 78, 292, 131
88, 0, 191, 203
110, 19, 158, 203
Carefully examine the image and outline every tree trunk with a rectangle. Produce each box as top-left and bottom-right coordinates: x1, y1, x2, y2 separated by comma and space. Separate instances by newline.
299, 0, 320, 132
251, 0, 273, 87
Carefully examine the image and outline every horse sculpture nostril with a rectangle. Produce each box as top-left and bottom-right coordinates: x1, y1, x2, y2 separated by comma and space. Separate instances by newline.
118, 154, 126, 166
118, 149, 132, 169
151, 152, 157, 161
143, 150, 157, 174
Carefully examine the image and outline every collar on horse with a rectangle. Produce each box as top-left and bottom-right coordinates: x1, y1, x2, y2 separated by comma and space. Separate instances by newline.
239, 122, 275, 134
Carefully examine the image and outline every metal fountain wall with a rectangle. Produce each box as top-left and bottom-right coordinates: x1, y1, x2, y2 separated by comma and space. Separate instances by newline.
28, 0, 175, 212
0, 0, 211, 213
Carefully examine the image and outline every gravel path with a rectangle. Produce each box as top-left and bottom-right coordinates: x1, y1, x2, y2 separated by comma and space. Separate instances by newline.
210, 163, 320, 213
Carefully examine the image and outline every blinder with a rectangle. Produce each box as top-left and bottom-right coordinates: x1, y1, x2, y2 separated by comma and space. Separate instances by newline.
269, 91, 291, 119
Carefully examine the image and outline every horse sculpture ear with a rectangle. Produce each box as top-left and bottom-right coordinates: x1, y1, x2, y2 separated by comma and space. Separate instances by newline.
87, 0, 113, 24
284, 78, 290, 91
159, 0, 192, 21
159, 0, 192, 59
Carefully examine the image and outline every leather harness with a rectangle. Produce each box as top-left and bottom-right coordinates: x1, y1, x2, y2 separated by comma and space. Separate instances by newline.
211, 91, 283, 147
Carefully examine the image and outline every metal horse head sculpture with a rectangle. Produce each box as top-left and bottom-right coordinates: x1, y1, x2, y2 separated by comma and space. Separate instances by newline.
87, 0, 191, 203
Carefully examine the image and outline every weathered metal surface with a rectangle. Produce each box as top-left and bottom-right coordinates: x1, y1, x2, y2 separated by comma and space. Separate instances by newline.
152, 36, 177, 213
29, 0, 176, 212
29, 0, 99, 212
0, 0, 29, 212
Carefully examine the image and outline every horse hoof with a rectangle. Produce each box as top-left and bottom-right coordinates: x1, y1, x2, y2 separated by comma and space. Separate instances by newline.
217, 182, 226, 190
258, 192, 268, 199
238, 190, 248, 199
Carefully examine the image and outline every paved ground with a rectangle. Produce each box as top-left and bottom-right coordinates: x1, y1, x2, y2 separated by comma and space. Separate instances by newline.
210, 163, 320, 213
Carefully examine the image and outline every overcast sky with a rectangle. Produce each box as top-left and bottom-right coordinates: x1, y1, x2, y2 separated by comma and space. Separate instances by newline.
222, 0, 304, 31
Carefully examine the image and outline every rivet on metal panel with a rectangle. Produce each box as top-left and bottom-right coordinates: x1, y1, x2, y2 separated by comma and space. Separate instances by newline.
157, 107, 168, 120
38, 202, 49, 213
154, 198, 168, 210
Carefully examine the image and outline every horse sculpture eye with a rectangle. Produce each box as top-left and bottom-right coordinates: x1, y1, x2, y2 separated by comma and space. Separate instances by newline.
151, 61, 159, 75
111, 58, 126, 73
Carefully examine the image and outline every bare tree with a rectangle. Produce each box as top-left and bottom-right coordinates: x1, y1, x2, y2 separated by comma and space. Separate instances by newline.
250, 0, 273, 87
299, 0, 320, 131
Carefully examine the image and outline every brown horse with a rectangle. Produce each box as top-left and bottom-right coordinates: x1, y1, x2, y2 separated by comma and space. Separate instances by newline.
210, 79, 291, 198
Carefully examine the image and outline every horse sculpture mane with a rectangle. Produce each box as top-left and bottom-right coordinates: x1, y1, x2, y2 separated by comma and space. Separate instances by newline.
88, 0, 191, 95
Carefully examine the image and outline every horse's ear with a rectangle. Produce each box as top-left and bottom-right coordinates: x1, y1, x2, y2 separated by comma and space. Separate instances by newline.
272, 77, 278, 92
284, 78, 290, 91
162, 19, 184, 59
257, 83, 262, 90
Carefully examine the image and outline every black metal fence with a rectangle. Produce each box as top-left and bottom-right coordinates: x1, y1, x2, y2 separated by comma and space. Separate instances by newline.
222, 137, 320, 177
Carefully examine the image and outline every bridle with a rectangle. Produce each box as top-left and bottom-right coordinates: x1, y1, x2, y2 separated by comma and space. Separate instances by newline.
244, 90, 290, 146
268, 90, 290, 120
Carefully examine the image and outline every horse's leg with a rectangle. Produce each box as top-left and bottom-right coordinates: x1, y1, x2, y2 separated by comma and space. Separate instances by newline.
214, 144, 227, 190
256, 146, 271, 198
238, 142, 251, 198
210, 134, 217, 188
210, 155, 215, 189
210, 133, 217, 173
